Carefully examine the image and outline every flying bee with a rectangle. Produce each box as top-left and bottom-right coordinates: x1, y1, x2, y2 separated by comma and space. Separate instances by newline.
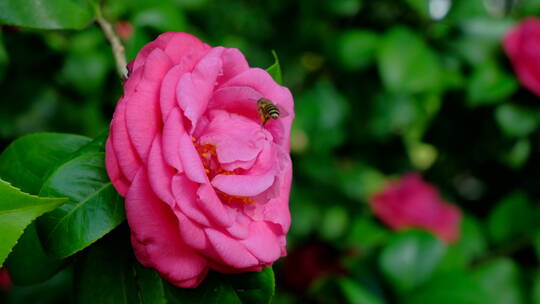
257, 98, 288, 126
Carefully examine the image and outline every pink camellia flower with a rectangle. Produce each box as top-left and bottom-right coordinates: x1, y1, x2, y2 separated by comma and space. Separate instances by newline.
0, 268, 11, 291
504, 17, 540, 97
105, 33, 294, 288
369, 174, 461, 243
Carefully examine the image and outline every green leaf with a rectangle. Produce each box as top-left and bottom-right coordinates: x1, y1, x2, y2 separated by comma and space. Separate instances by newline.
229, 267, 275, 304
165, 272, 242, 304
0, 0, 95, 30
503, 139, 531, 169
377, 27, 442, 93
134, 264, 167, 304
487, 192, 533, 245
75, 236, 139, 304
266, 50, 282, 85
166, 268, 275, 304
467, 60, 518, 107
0, 133, 92, 194
0, 179, 66, 266
337, 278, 384, 304
38, 152, 125, 258
406, 271, 489, 304
495, 104, 538, 137
6, 223, 64, 285
379, 230, 446, 293
533, 271, 540, 304
472, 259, 525, 304
336, 29, 379, 71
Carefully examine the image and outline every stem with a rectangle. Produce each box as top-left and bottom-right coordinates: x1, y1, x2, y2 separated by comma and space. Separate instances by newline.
94, 3, 127, 81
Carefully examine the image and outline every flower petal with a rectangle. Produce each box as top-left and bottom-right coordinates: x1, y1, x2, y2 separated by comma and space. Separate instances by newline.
171, 174, 212, 227
162, 107, 184, 171
111, 97, 141, 182
148, 135, 175, 206
126, 170, 208, 287
105, 137, 129, 196
211, 174, 275, 197
240, 221, 282, 264
204, 228, 259, 269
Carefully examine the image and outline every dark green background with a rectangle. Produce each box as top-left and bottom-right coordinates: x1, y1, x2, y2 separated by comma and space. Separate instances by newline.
2, 0, 540, 303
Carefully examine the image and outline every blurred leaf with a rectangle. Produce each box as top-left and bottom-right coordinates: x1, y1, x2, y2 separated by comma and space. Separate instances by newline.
533, 271, 540, 304
75, 237, 139, 304
369, 93, 417, 139
295, 81, 348, 153
6, 223, 64, 285
336, 29, 379, 71
0, 133, 91, 194
337, 278, 384, 304
320, 206, 349, 241
503, 139, 531, 169
0, 31, 8, 83
407, 141, 438, 170
0, 179, 66, 265
467, 60, 518, 107
325, 0, 363, 16
405, 271, 489, 304
133, 3, 187, 32
337, 162, 385, 201
495, 104, 538, 137
134, 264, 167, 304
406, 0, 430, 18
377, 27, 442, 93
346, 217, 390, 253
165, 273, 242, 304
379, 230, 446, 293
472, 258, 525, 304
266, 50, 282, 85
487, 192, 533, 245
0, 0, 94, 29
38, 152, 125, 258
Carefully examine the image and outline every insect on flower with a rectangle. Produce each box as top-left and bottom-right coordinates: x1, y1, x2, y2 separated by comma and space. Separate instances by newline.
257, 98, 289, 126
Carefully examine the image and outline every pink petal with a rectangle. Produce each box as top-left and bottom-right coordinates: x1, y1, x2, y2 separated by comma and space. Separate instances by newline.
177, 47, 225, 133
163, 33, 210, 66
131, 32, 175, 72
240, 221, 282, 264
126, 170, 208, 287
126, 48, 172, 160
160, 65, 184, 123
209, 86, 261, 120
178, 131, 207, 183
162, 108, 184, 170
147, 135, 175, 206
205, 228, 259, 269
218, 48, 250, 84
197, 183, 233, 227
105, 137, 129, 196
262, 159, 292, 233
176, 211, 209, 251
211, 174, 275, 197
171, 174, 211, 227
111, 97, 141, 181
220, 68, 294, 151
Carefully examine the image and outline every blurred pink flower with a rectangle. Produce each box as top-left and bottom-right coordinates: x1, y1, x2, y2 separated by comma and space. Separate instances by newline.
0, 268, 11, 291
370, 174, 461, 243
106, 33, 294, 287
504, 17, 540, 97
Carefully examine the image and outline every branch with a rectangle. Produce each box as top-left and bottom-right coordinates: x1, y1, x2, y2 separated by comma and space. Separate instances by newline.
94, 3, 127, 81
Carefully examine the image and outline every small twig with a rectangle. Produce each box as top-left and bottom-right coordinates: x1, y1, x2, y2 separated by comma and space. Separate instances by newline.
93, 2, 128, 81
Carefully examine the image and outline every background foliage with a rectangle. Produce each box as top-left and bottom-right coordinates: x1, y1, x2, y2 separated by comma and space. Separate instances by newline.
2, 0, 540, 303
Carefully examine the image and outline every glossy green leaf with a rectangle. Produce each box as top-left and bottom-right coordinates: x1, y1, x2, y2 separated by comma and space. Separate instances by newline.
229, 267, 275, 304
379, 230, 446, 293
6, 223, 64, 285
377, 27, 442, 93
0, 0, 95, 30
0, 133, 91, 194
487, 192, 533, 245
166, 273, 242, 304
134, 264, 167, 304
406, 271, 489, 304
75, 237, 139, 304
38, 152, 125, 258
266, 50, 282, 85
337, 278, 384, 304
495, 104, 538, 138
166, 268, 275, 304
472, 259, 525, 304
0, 179, 66, 266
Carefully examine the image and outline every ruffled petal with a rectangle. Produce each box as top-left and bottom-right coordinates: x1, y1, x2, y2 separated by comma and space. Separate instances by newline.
211, 174, 275, 197
208, 86, 261, 121
178, 131, 207, 183
111, 97, 141, 181
105, 137, 129, 196
171, 174, 211, 227
162, 108, 184, 171
197, 183, 233, 227
126, 170, 208, 287
148, 135, 175, 206
163, 32, 210, 66
177, 47, 225, 133
126, 48, 172, 160
204, 229, 259, 269
240, 221, 282, 264
218, 48, 250, 84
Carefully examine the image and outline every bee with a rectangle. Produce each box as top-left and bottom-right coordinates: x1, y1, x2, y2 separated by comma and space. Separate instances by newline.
257, 98, 287, 126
